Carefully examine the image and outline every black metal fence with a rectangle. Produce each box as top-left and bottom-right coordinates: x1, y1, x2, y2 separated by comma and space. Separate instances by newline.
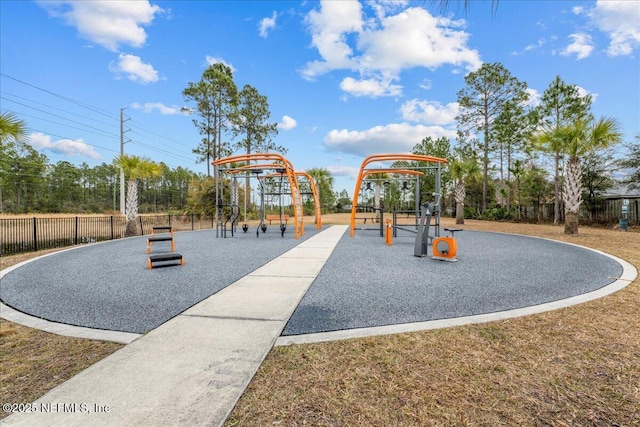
515, 199, 639, 225
0, 214, 215, 256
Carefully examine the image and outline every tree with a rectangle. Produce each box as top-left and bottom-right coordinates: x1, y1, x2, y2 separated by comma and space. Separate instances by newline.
492, 100, 535, 209
449, 147, 481, 225
231, 84, 282, 155
581, 148, 616, 220
457, 62, 529, 213
618, 134, 640, 190
306, 167, 336, 214
509, 159, 526, 219
0, 112, 27, 143
533, 76, 592, 225
47, 161, 82, 212
555, 117, 622, 234
182, 63, 238, 176
114, 155, 162, 236
335, 189, 351, 211
519, 163, 552, 222
0, 112, 28, 212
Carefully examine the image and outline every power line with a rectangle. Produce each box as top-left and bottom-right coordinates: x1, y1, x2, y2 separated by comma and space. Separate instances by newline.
0, 73, 117, 120
3, 105, 120, 139
1, 73, 201, 166
1, 91, 119, 129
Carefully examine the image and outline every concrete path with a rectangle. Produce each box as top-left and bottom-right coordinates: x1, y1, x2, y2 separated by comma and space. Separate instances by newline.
1, 225, 347, 427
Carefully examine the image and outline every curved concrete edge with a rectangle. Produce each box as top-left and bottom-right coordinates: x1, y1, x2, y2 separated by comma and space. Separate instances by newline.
0, 302, 141, 344
0, 228, 228, 344
1, 243, 146, 344
275, 241, 638, 346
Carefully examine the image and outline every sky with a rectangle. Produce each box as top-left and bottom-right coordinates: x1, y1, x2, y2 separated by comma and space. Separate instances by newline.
1, 0, 639, 194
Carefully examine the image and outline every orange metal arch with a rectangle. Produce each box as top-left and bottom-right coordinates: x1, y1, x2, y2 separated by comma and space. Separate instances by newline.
362, 169, 425, 178
213, 153, 305, 238
350, 154, 447, 237
296, 172, 322, 229
224, 165, 322, 229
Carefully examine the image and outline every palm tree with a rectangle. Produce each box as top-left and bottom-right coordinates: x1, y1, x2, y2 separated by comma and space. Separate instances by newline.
306, 167, 335, 214
1, 112, 28, 212
556, 117, 622, 235
449, 157, 481, 225
0, 112, 27, 143
114, 155, 162, 236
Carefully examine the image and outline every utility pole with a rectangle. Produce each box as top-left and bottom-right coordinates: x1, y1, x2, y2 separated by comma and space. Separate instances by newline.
119, 108, 130, 215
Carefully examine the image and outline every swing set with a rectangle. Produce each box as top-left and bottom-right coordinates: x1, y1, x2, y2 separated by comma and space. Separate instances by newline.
211, 153, 321, 239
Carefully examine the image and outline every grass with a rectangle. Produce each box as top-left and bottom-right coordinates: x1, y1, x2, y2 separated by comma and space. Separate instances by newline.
1, 215, 638, 425
224, 216, 640, 426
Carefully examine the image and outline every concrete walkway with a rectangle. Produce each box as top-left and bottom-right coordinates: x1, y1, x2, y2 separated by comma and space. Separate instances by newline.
2, 225, 347, 427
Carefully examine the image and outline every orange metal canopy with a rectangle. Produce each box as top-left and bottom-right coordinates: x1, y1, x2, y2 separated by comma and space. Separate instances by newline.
213, 153, 306, 238
350, 154, 447, 237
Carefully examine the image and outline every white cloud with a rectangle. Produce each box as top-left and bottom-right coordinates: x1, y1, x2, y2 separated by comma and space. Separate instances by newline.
561, 33, 594, 60
131, 102, 184, 115
28, 132, 101, 159
357, 8, 481, 73
575, 85, 599, 103
301, 2, 481, 98
324, 123, 456, 157
110, 54, 159, 84
38, 0, 163, 51
590, 0, 640, 56
205, 55, 237, 72
419, 79, 432, 90
326, 165, 360, 180
399, 100, 459, 125
278, 115, 297, 130
259, 11, 277, 38
340, 76, 402, 98
302, 0, 363, 80
525, 88, 542, 107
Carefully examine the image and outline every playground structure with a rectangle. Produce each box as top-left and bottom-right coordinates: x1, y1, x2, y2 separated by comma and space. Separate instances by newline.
349, 153, 456, 259
212, 153, 321, 239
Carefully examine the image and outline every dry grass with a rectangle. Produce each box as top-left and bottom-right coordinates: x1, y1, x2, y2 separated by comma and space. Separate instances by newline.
226, 215, 640, 426
1, 215, 638, 425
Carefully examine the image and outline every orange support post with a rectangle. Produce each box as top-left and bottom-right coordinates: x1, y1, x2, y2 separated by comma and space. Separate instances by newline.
385, 219, 393, 246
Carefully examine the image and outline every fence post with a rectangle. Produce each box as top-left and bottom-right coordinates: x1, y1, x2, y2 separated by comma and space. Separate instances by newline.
168, 214, 172, 227
74, 216, 79, 245
110, 216, 114, 240
33, 217, 38, 252
191, 214, 195, 230
139, 216, 144, 235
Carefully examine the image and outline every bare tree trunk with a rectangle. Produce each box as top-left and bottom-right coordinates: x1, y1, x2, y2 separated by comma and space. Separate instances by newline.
563, 157, 582, 235
455, 182, 466, 225
554, 152, 561, 225
456, 202, 465, 225
124, 179, 139, 237
564, 211, 579, 235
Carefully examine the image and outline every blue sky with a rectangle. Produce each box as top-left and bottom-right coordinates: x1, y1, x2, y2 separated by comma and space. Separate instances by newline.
1, 0, 639, 193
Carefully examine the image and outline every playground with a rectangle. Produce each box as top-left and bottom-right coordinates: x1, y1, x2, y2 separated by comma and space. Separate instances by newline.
1, 153, 637, 426
0, 214, 627, 338
1, 215, 638, 426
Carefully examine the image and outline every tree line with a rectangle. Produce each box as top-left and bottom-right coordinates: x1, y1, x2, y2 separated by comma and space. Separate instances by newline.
0, 137, 197, 214
2, 61, 638, 235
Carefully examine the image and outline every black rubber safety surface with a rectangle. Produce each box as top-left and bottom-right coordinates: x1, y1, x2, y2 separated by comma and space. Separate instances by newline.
282, 229, 623, 335
0, 226, 623, 337
0, 226, 319, 334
